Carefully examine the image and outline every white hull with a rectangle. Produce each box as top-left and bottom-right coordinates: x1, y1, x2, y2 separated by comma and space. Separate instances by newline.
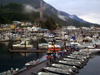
80, 49, 100, 53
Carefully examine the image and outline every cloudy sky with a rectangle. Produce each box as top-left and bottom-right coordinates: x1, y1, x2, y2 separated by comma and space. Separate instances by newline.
44, 0, 100, 24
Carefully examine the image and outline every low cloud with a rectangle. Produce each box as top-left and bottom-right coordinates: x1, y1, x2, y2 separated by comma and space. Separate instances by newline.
44, 0, 100, 24
23, 4, 39, 13
79, 13, 100, 24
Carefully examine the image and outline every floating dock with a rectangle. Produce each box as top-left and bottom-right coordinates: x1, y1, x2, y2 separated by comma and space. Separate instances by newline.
14, 60, 47, 75
8, 49, 47, 53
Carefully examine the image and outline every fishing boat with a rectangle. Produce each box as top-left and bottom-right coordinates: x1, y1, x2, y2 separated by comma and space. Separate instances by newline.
72, 51, 91, 58
69, 54, 89, 60
25, 59, 39, 67
13, 40, 33, 49
58, 60, 82, 69
35, 72, 60, 75
48, 44, 61, 53
42, 67, 74, 75
80, 45, 100, 54
66, 55, 88, 63
51, 64, 78, 73
80, 48, 100, 54
62, 58, 86, 66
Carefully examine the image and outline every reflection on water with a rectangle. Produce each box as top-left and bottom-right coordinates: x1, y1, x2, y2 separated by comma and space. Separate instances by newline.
0, 38, 47, 73
76, 38, 100, 75
0, 38, 100, 74
77, 54, 100, 75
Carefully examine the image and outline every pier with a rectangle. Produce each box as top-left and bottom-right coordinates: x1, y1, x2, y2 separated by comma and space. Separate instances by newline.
14, 60, 47, 75
0, 40, 21, 42
8, 49, 47, 53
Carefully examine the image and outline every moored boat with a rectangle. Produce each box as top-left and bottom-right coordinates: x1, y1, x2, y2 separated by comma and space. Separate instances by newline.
58, 60, 82, 69
42, 67, 74, 75
48, 44, 61, 53
62, 58, 86, 66
25, 59, 39, 67
51, 63, 78, 73
13, 40, 33, 49
35, 72, 60, 75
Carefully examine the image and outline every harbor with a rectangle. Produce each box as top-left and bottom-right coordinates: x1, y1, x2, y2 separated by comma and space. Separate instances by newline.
0, 25, 100, 75
0, 0, 100, 75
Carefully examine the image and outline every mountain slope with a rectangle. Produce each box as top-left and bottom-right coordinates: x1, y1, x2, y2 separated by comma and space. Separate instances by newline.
60, 11, 87, 23
0, 0, 99, 27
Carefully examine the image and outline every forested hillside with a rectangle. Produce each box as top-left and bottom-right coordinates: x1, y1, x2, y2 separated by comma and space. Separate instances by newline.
0, 2, 100, 29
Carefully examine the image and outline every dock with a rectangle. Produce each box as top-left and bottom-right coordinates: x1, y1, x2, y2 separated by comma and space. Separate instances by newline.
0, 39, 21, 42
8, 49, 47, 53
14, 60, 47, 75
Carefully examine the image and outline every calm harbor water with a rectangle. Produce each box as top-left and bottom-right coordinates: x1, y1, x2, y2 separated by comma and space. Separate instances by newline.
0, 38, 47, 73
0, 38, 100, 75
77, 54, 100, 75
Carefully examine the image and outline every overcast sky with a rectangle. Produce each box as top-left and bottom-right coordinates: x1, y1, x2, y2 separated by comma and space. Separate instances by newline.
44, 0, 100, 24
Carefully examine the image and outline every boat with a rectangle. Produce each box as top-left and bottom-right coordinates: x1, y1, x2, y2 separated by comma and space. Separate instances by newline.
48, 44, 61, 53
72, 51, 91, 58
58, 60, 83, 69
25, 59, 39, 67
35, 72, 60, 75
62, 58, 86, 66
80, 48, 100, 54
80, 45, 100, 54
70, 42, 85, 49
51, 64, 79, 73
83, 36, 92, 42
13, 40, 33, 49
69, 54, 89, 60
38, 43, 48, 49
55, 36, 62, 40
65, 55, 88, 63
76, 37, 83, 43
0, 68, 19, 75
42, 67, 74, 75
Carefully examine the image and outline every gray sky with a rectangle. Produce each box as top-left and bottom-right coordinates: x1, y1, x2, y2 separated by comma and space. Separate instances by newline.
44, 0, 100, 24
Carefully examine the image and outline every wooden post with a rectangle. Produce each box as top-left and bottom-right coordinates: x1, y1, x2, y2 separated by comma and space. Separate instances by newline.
36, 38, 39, 50
11, 53, 13, 59
11, 40, 13, 50
37, 52, 39, 59
25, 53, 26, 58
25, 41, 26, 49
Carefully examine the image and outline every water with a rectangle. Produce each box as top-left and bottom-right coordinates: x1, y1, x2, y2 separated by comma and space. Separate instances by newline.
76, 38, 100, 75
77, 54, 100, 75
0, 38, 47, 73
0, 38, 100, 75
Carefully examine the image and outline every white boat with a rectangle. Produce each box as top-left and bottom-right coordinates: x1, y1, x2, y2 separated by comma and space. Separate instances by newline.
76, 37, 83, 43
58, 60, 82, 68
80, 47, 100, 54
25, 59, 39, 67
13, 41, 33, 49
51, 64, 78, 73
55, 36, 62, 40
83, 36, 92, 42
35, 72, 60, 75
70, 39, 74, 42
42, 67, 74, 75
70, 42, 85, 48
38, 43, 48, 49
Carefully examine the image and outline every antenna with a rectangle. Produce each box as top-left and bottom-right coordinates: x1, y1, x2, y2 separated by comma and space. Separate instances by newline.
40, 0, 43, 21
